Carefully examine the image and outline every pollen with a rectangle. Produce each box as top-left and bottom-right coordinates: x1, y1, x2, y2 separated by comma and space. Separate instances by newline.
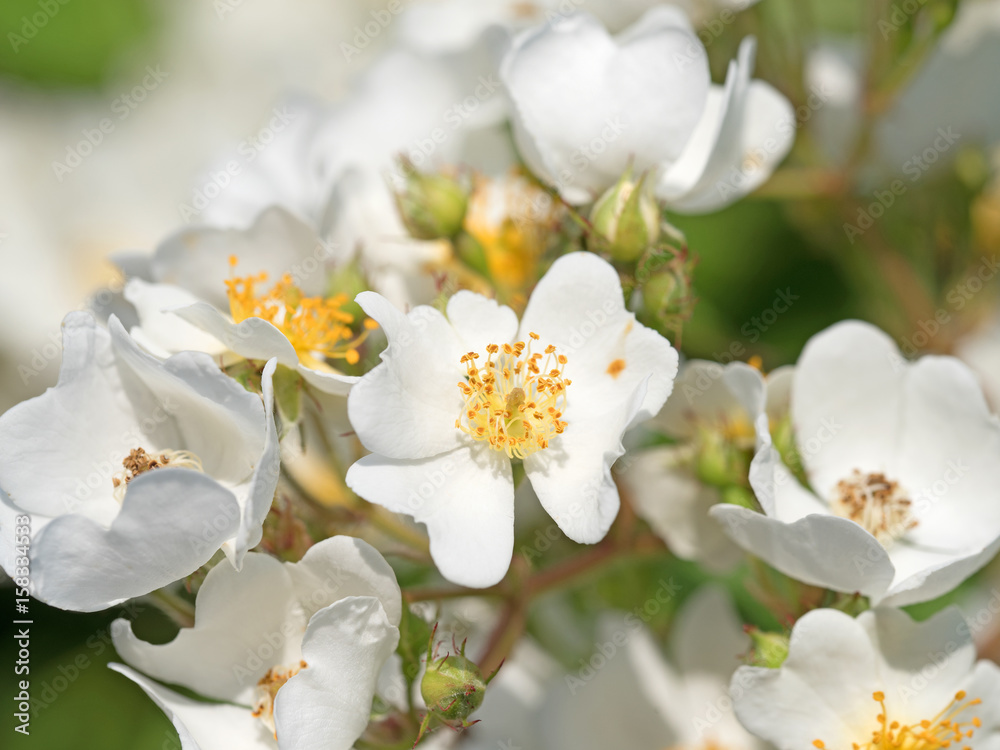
830, 470, 917, 545
607, 358, 626, 378
456, 333, 570, 459
814, 689, 981, 750
111, 447, 203, 503
252, 660, 307, 738
226, 258, 372, 367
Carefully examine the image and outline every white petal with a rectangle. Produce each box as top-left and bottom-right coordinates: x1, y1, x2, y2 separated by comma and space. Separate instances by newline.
793, 321, 1000, 553
652, 359, 759, 440
153, 206, 328, 307
710, 504, 896, 598
445, 291, 519, 352
112, 553, 301, 704
295, 364, 358, 396
228, 358, 280, 568
880, 536, 1000, 607
858, 606, 975, 717
670, 584, 749, 679
31, 469, 241, 612
288, 536, 402, 627
125, 279, 227, 356
348, 292, 465, 460
621, 449, 740, 571
108, 316, 267, 483
501, 11, 710, 203
110, 664, 273, 750
524, 383, 642, 544
520, 252, 678, 424
346, 444, 514, 588
173, 302, 300, 367
274, 597, 399, 750
543, 618, 675, 750
0, 313, 133, 522
668, 39, 796, 213
732, 608, 882, 749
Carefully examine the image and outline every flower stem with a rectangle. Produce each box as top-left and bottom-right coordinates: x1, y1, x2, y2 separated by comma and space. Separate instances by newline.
146, 588, 196, 629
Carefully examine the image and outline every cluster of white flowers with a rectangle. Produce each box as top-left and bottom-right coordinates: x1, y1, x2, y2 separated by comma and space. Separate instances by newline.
6, 1, 1000, 748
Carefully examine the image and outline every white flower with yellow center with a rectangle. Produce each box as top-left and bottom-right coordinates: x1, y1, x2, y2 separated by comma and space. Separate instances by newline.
0, 312, 278, 611
345, 252, 678, 587
121, 207, 360, 395
712, 321, 1000, 606
732, 607, 1000, 750
621, 360, 792, 572
110, 536, 401, 750
500, 9, 794, 211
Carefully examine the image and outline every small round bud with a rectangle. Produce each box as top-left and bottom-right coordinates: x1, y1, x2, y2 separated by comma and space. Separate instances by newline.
590, 169, 660, 262
395, 165, 469, 240
420, 653, 486, 721
746, 628, 790, 669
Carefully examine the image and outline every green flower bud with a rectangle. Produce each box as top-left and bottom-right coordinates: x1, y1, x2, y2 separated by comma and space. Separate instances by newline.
420, 652, 486, 721
590, 168, 660, 262
721, 484, 758, 511
695, 430, 750, 487
771, 414, 807, 486
746, 628, 790, 669
395, 163, 469, 240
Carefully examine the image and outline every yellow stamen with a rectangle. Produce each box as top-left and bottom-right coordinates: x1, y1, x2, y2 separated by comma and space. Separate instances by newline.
111, 447, 204, 503
251, 660, 307, 738
814, 690, 981, 750
456, 333, 570, 459
225, 258, 372, 366
830, 470, 917, 545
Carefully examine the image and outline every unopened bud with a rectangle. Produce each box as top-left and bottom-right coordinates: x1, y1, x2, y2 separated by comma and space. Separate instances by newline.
746, 627, 790, 668
590, 168, 660, 262
420, 652, 486, 721
695, 430, 749, 487
395, 162, 468, 240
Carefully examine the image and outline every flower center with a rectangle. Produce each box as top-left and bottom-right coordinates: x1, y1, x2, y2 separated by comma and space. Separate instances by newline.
456, 333, 570, 459
813, 690, 982, 750
226, 257, 376, 367
830, 469, 917, 544
111, 447, 203, 503
251, 660, 307, 738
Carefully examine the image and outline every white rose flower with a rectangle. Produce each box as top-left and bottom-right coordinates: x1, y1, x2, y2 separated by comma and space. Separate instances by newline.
622, 360, 792, 572
713, 320, 1000, 606
732, 606, 1000, 750
0, 312, 278, 611
500, 9, 794, 210
121, 206, 360, 396
110, 536, 402, 750
345, 252, 678, 587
